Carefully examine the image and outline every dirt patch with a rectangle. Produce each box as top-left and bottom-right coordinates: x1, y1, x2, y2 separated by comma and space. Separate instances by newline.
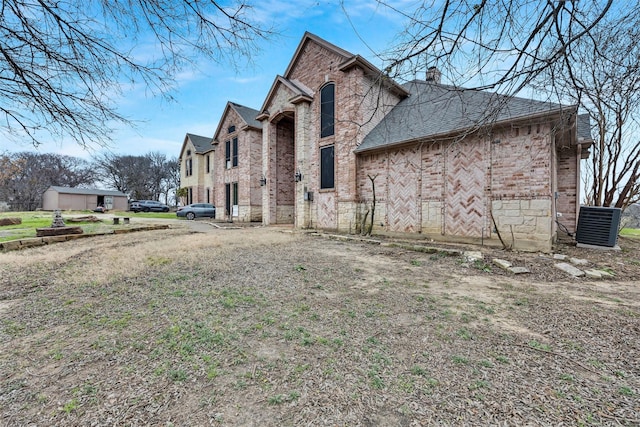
0, 227, 638, 425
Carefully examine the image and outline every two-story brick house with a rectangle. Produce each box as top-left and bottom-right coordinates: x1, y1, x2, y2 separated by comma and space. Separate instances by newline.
212, 102, 263, 221
257, 33, 408, 229
255, 32, 591, 251
181, 32, 591, 251
178, 133, 215, 205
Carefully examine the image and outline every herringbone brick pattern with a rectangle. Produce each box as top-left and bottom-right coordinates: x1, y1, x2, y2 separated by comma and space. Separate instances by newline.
316, 192, 336, 229
445, 141, 487, 237
388, 149, 419, 232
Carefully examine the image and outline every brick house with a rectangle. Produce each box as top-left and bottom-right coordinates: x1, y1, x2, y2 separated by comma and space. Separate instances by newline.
182, 32, 591, 251
355, 79, 591, 251
212, 102, 263, 221
257, 33, 408, 228
178, 133, 215, 205
255, 32, 591, 251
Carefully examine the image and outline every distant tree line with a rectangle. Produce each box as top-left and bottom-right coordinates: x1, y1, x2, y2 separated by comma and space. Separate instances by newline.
0, 151, 179, 211
92, 152, 179, 204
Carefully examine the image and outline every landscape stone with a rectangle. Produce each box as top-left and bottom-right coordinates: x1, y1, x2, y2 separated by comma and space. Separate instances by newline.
19, 239, 44, 248
492, 258, 512, 270
508, 266, 530, 274
598, 270, 615, 277
584, 269, 603, 279
0, 241, 21, 251
0, 217, 21, 226
553, 254, 567, 260
569, 257, 589, 266
464, 251, 483, 262
51, 209, 66, 227
36, 226, 83, 237
554, 262, 585, 277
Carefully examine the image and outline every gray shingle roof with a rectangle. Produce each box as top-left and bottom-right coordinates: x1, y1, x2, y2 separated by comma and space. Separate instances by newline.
230, 103, 262, 129
357, 80, 569, 153
48, 186, 127, 197
187, 133, 214, 153
577, 113, 593, 141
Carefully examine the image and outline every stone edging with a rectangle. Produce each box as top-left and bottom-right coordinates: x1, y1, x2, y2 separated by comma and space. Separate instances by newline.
0, 225, 170, 252
309, 231, 614, 280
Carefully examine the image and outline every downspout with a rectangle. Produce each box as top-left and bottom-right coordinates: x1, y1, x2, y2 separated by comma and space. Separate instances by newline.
418, 142, 424, 233
441, 141, 446, 236
576, 142, 582, 231
551, 130, 557, 240
385, 149, 390, 231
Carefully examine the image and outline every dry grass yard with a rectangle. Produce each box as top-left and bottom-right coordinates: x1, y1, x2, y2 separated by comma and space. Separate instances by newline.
1, 224, 639, 426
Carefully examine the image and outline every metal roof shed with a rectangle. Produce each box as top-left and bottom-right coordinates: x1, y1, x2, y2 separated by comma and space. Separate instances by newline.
42, 186, 128, 211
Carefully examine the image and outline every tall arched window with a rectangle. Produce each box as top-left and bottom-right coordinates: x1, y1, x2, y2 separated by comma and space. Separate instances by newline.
320, 83, 335, 138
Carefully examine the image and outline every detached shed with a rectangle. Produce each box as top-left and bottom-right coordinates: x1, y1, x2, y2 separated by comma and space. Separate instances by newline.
42, 186, 128, 211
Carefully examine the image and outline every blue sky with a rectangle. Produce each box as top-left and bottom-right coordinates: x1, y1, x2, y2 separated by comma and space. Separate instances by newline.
14, 0, 416, 161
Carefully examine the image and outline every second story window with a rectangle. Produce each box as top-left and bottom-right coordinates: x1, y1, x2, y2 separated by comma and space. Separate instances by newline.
205, 155, 210, 173
225, 138, 238, 168
320, 83, 335, 138
232, 137, 238, 167
185, 158, 193, 176
320, 145, 334, 189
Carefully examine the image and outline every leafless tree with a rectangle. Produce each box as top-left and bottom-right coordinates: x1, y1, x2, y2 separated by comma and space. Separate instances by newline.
0, 152, 95, 210
0, 1, 272, 148
146, 152, 180, 205
373, 1, 639, 208
376, 0, 616, 95
0, 152, 24, 188
164, 157, 181, 206
540, 19, 640, 210
622, 203, 640, 228
93, 151, 176, 202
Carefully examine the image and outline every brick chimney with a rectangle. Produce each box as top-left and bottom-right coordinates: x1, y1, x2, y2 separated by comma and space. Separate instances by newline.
426, 66, 441, 84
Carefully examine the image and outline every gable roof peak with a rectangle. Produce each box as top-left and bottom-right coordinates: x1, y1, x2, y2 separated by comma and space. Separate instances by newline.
183, 133, 214, 156
228, 102, 262, 129
212, 101, 262, 142
284, 32, 355, 78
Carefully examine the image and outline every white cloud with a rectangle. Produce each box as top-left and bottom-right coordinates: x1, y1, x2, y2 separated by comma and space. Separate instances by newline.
227, 75, 263, 85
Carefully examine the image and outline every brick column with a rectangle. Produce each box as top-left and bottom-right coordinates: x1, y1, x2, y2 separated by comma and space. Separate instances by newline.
294, 102, 311, 228
260, 118, 273, 225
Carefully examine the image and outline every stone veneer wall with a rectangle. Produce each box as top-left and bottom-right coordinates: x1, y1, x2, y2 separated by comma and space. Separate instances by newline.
490, 199, 553, 251
421, 201, 443, 234
276, 206, 294, 223
236, 205, 262, 222
179, 140, 201, 204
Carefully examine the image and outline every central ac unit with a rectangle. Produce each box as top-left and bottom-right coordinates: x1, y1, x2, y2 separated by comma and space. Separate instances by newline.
575, 206, 622, 247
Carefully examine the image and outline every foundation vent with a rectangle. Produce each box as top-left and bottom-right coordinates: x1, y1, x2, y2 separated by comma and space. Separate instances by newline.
575, 206, 622, 247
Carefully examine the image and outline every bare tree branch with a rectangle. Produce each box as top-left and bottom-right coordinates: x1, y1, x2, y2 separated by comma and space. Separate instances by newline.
0, 0, 273, 148
379, 0, 615, 95
0, 152, 95, 210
